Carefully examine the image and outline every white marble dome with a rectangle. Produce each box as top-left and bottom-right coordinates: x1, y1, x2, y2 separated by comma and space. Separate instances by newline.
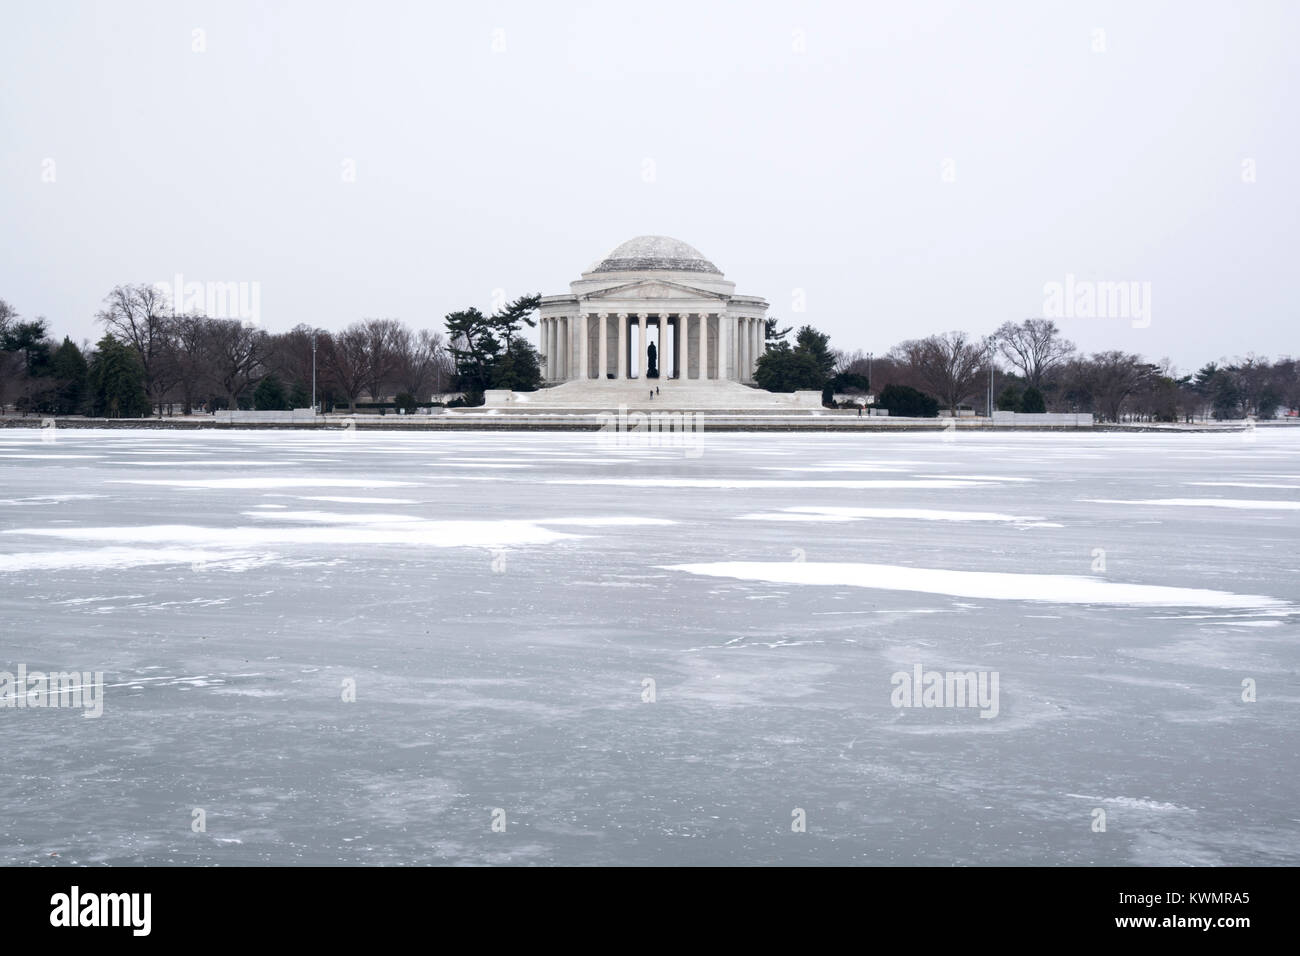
589, 235, 722, 275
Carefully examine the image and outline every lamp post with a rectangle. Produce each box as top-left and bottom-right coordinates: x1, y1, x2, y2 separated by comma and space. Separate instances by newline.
311, 331, 317, 414
985, 333, 999, 418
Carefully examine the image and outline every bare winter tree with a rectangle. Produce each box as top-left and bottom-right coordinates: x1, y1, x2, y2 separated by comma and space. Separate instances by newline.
0, 299, 19, 407
430, 332, 456, 397
96, 284, 175, 413
993, 319, 1075, 390
168, 314, 214, 413
0, 299, 16, 340
204, 318, 268, 408
394, 328, 445, 399
1233, 354, 1276, 418
266, 324, 320, 396
359, 318, 405, 401
835, 348, 870, 377
892, 331, 988, 414
1274, 357, 1300, 416
1072, 351, 1152, 422
324, 324, 369, 411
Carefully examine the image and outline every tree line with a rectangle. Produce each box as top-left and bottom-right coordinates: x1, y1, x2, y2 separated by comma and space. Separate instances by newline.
756, 318, 1299, 422
0, 286, 546, 416
3, 288, 1295, 422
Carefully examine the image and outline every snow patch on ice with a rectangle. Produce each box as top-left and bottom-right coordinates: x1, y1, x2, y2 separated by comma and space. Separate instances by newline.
0, 494, 103, 506
662, 561, 1290, 609
0, 547, 271, 573
912, 474, 1037, 482
241, 510, 422, 524
110, 478, 420, 489
1186, 481, 1300, 490
295, 496, 419, 504
5, 520, 582, 550
534, 516, 675, 527
1067, 794, 1194, 813
1085, 497, 1300, 511
550, 478, 1001, 489
739, 506, 1056, 525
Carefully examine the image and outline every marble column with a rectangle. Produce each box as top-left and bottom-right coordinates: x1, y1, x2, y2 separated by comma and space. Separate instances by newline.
748, 319, 759, 382
556, 319, 566, 382
696, 312, 708, 380
719, 312, 730, 382
737, 317, 746, 382
616, 313, 627, 379
666, 315, 676, 379
552, 318, 561, 381
545, 318, 553, 381
540, 318, 547, 380
597, 312, 608, 380
575, 313, 586, 380
658, 315, 670, 380
554, 317, 562, 380
568, 315, 576, 381
637, 313, 647, 379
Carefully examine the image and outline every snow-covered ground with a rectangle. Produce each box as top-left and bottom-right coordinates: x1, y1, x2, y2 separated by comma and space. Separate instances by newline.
1, 426, 1297, 865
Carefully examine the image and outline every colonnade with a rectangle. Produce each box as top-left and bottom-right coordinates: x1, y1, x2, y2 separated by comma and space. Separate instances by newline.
539, 312, 765, 383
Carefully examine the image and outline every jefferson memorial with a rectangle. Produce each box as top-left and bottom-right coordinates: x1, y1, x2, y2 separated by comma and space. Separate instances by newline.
538, 235, 770, 385
483, 236, 821, 409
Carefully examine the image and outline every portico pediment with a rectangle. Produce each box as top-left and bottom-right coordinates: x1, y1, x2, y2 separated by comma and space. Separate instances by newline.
582, 279, 727, 303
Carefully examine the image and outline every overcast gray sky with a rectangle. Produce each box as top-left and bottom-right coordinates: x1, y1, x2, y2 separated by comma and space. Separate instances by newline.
2, 0, 1296, 372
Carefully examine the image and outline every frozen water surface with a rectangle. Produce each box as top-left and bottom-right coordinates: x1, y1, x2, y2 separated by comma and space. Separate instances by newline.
1, 427, 1298, 866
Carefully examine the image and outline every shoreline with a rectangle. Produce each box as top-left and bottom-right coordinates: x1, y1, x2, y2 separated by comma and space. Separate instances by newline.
1, 415, 1276, 433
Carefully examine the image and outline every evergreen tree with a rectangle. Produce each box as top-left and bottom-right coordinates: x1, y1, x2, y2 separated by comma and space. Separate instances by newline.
87, 334, 150, 418
754, 323, 836, 393
822, 372, 870, 407
48, 337, 88, 414
795, 325, 836, 381
253, 373, 290, 410
764, 317, 792, 346
1019, 385, 1046, 413
444, 295, 543, 402
876, 384, 940, 417
490, 337, 543, 391
288, 380, 311, 409
754, 349, 823, 392
444, 307, 498, 394
489, 294, 541, 351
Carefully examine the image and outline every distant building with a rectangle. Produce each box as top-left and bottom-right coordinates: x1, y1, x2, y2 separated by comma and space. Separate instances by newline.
538, 236, 770, 384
